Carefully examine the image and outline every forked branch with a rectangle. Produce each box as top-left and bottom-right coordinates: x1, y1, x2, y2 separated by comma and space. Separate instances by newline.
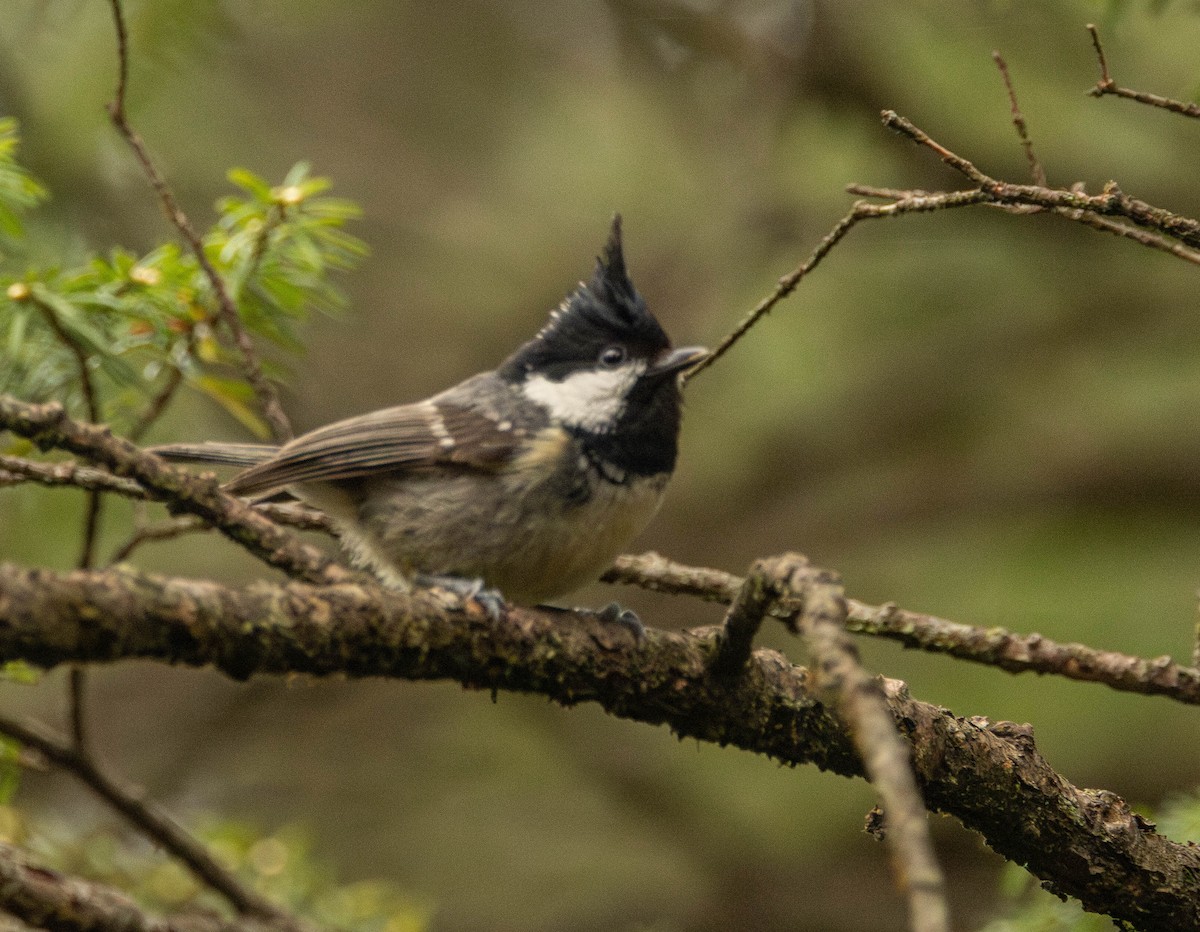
1087, 23, 1200, 118
0, 562, 1196, 929
104, 0, 292, 442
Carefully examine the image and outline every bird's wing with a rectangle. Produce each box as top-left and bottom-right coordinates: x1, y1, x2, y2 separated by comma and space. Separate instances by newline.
152, 442, 279, 468
225, 399, 524, 496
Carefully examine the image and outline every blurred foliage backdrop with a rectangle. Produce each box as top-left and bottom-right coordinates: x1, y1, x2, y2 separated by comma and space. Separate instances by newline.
2, 1, 1200, 929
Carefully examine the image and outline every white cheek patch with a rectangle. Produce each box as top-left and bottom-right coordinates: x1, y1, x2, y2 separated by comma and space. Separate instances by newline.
521, 362, 644, 431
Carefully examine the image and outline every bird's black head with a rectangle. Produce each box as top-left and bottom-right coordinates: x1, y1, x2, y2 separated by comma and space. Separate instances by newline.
499, 215, 671, 383
501, 216, 705, 477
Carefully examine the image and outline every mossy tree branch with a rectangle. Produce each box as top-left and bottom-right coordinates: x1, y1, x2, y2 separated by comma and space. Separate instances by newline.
2, 24, 1198, 931
0, 562, 1197, 930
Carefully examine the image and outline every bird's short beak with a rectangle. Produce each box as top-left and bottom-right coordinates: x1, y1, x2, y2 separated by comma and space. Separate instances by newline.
646, 345, 709, 378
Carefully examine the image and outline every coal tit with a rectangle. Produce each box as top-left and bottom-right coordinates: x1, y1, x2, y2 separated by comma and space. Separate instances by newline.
156, 217, 705, 608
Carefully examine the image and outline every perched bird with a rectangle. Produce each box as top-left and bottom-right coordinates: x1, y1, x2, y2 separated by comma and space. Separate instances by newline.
156, 217, 705, 616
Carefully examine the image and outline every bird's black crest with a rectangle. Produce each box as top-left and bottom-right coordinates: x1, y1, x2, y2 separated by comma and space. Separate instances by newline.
592, 215, 636, 306
500, 215, 670, 382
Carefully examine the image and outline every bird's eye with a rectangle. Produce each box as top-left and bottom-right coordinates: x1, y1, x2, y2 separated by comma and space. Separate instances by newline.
599, 345, 627, 368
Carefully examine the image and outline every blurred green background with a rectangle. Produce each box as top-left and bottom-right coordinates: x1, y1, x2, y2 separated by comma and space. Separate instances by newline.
2, 1, 1200, 929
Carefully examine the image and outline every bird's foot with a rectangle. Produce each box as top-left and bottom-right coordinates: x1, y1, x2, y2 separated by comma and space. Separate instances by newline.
533, 601, 645, 642
417, 574, 506, 623
595, 601, 645, 640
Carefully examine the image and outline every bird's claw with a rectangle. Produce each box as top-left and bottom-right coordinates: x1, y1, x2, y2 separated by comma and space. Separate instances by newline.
417, 574, 506, 624
596, 601, 645, 640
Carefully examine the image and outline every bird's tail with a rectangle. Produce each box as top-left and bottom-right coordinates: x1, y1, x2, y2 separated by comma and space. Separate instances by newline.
151, 442, 279, 468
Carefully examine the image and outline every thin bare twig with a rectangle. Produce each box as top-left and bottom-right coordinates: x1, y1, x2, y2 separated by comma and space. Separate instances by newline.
0, 715, 305, 927
683, 187, 992, 379
690, 93, 1200, 379
106, 502, 333, 564
0, 454, 336, 547
29, 295, 104, 573
29, 307, 98, 427
67, 666, 89, 751
781, 557, 949, 932
107, 515, 205, 564
241, 203, 286, 292
992, 50, 1047, 186
847, 182, 1200, 264
705, 554, 951, 929
603, 552, 1200, 705
845, 183, 932, 200
882, 110, 989, 183
710, 557, 779, 676
881, 108, 1200, 248
844, 185, 1200, 267
1087, 24, 1200, 119
0, 455, 145, 496
1057, 205, 1200, 265
128, 364, 184, 444
682, 208, 858, 381
104, 0, 292, 442
602, 551, 743, 601
1087, 22, 1112, 87
27, 295, 105, 751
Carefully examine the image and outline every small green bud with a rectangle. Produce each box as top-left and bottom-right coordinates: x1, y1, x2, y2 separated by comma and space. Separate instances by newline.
129, 266, 162, 287
274, 185, 305, 206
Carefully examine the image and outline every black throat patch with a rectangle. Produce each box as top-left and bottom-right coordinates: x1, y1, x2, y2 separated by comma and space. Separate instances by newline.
571, 373, 684, 479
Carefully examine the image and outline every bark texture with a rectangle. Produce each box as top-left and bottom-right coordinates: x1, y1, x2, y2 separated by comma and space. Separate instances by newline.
0, 562, 1197, 930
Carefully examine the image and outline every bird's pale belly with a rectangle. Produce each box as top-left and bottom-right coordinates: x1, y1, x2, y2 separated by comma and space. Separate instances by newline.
299, 461, 668, 605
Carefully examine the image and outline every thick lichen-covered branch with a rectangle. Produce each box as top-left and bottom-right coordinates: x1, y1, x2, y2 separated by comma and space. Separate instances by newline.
0, 562, 1197, 929
6, 424, 1194, 707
